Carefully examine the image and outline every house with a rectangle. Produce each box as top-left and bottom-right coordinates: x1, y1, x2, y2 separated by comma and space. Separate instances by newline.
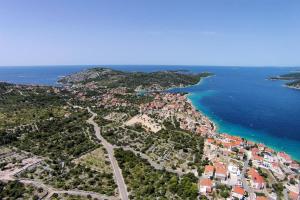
258, 143, 265, 151
263, 152, 275, 163
232, 186, 245, 200
253, 155, 264, 167
248, 168, 265, 190
206, 138, 215, 144
271, 162, 283, 175
288, 191, 299, 200
290, 163, 300, 172
251, 148, 260, 157
277, 152, 292, 164
215, 163, 228, 180
199, 178, 213, 194
203, 165, 214, 178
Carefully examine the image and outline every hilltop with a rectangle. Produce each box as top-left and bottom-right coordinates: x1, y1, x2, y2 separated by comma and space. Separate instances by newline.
59, 67, 213, 91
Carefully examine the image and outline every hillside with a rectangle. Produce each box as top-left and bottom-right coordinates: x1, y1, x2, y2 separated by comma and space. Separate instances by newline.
59, 67, 213, 91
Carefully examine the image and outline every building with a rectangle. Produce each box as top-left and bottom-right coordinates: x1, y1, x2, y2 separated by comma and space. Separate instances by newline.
231, 186, 245, 200
203, 165, 214, 178
199, 178, 213, 194
228, 163, 240, 175
215, 163, 228, 180
248, 168, 265, 190
277, 152, 292, 164
288, 191, 299, 200
271, 162, 283, 175
252, 155, 264, 167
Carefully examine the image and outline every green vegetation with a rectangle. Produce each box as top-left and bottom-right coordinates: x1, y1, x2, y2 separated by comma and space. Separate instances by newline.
0, 83, 117, 196
102, 125, 204, 170
59, 67, 213, 90
0, 67, 214, 199
13, 110, 98, 161
21, 160, 117, 196
257, 167, 268, 179
0, 180, 38, 200
272, 183, 284, 198
215, 184, 231, 198
274, 72, 300, 80
73, 147, 112, 174
115, 148, 198, 200
270, 72, 300, 89
286, 80, 300, 88
0, 83, 69, 130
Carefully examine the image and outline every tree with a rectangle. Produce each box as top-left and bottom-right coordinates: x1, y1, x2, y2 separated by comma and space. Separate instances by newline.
272, 183, 284, 197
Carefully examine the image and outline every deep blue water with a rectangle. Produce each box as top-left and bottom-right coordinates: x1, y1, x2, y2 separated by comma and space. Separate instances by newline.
0, 66, 90, 85
1, 65, 300, 160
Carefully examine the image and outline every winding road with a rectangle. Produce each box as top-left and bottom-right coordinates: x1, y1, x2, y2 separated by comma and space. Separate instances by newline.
19, 179, 116, 200
87, 107, 129, 200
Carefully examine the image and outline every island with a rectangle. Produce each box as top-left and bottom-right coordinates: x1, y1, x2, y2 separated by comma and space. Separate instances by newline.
270, 72, 300, 89
0, 67, 299, 200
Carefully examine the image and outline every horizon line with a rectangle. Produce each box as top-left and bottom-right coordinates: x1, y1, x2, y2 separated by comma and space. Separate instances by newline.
0, 64, 300, 68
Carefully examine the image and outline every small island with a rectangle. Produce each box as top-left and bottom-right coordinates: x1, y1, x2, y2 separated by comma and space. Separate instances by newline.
270, 72, 300, 89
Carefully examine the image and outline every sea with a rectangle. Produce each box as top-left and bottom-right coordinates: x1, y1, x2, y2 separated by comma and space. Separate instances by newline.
0, 65, 300, 161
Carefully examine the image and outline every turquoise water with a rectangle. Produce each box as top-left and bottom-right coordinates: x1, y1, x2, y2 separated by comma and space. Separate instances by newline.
1, 65, 300, 160
188, 92, 300, 160
169, 67, 300, 161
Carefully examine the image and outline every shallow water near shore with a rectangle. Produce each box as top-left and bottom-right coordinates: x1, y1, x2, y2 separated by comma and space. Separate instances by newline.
168, 67, 300, 161
1, 65, 300, 160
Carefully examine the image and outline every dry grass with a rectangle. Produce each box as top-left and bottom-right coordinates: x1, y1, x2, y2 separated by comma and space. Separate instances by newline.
73, 147, 112, 174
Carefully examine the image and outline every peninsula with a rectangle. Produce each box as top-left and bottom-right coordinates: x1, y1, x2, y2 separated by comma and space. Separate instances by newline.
270, 72, 300, 89
0, 67, 299, 200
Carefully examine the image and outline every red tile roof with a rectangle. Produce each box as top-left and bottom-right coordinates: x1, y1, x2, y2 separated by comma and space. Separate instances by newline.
215, 166, 227, 175
278, 152, 292, 161
204, 165, 214, 173
289, 191, 299, 200
233, 186, 245, 195
248, 168, 265, 184
199, 178, 213, 187
253, 155, 263, 161
207, 138, 215, 143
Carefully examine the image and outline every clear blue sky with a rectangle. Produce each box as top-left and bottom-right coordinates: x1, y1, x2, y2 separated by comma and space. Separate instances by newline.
0, 0, 300, 66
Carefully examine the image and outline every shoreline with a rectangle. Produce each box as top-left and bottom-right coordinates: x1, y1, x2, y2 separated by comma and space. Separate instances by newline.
185, 95, 218, 133
179, 78, 300, 162
285, 84, 300, 90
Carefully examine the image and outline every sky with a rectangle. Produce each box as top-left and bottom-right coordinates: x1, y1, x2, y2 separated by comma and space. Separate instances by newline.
0, 0, 300, 67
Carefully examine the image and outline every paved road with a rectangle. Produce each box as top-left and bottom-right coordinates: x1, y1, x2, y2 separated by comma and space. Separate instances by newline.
87, 108, 129, 200
241, 159, 256, 200
283, 189, 289, 200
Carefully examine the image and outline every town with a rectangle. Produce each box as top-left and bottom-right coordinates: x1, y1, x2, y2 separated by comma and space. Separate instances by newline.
0, 68, 299, 200
68, 79, 300, 200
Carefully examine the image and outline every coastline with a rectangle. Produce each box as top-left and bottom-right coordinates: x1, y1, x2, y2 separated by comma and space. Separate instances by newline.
181, 77, 300, 162
166, 74, 216, 91
185, 95, 217, 133
285, 84, 300, 90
